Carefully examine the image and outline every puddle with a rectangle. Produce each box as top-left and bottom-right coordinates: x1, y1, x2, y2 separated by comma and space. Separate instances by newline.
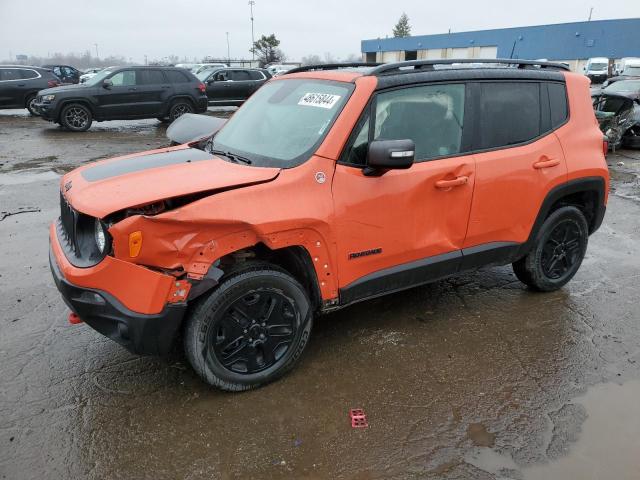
523, 381, 640, 480
467, 381, 640, 480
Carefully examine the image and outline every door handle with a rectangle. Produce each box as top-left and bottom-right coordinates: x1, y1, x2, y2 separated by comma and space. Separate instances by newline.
128, 87, 137, 91
435, 176, 468, 189
533, 157, 560, 169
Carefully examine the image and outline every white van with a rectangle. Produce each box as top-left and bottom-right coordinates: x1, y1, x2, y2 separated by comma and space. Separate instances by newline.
584, 57, 609, 83
618, 58, 640, 76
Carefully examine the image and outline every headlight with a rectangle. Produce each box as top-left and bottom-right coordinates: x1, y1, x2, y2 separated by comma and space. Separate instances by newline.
42, 94, 55, 102
94, 219, 106, 253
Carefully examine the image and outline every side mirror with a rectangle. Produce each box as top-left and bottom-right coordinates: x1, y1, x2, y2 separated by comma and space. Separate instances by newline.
102, 78, 113, 89
364, 139, 415, 176
206, 78, 215, 84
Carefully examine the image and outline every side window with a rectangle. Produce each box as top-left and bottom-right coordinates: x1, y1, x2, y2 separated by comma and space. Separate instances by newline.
62, 66, 75, 77
109, 70, 137, 86
165, 70, 189, 83
248, 70, 264, 80
52, 67, 62, 77
0, 69, 21, 81
139, 70, 165, 84
476, 82, 541, 149
231, 70, 251, 81
548, 83, 568, 128
374, 83, 466, 160
19, 69, 39, 79
214, 71, 229, 81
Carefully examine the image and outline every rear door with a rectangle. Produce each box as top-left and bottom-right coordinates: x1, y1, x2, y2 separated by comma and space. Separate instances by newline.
227, 69, 254, 101
333, 82, 476, 302
135, 69, 171, 116
463, 81, 568, 252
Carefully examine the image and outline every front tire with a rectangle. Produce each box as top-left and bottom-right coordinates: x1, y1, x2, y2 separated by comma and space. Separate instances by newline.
184, 264, 313, 391
59, 103, 92, 132
513, 206, 589, 292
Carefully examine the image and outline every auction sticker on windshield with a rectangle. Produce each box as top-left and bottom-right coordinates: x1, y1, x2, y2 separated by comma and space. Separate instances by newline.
298, 93, 341, 109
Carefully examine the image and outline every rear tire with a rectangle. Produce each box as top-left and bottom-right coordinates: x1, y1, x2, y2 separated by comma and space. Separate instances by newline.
59, 103, 92, 132
168, 99, 194, 122
184, 263, 313, 391
25, 94, 39, 116
513, 206, 589, 292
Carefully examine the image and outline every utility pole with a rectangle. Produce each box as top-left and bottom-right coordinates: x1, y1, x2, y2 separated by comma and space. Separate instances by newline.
249, 0, 255, 61
588, 7, 594, 21
94, 43, 99, 59
144, 54, 148, 65
226, 32, 230, 64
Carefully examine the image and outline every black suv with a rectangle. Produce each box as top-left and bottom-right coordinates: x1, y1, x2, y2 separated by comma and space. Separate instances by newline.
0, 66, 60, 115
196, 68, 271, 105
42, 65, 81, 84
33, 66, 208, 131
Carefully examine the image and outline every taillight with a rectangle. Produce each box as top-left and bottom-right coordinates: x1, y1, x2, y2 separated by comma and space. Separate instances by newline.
603, 137, 609, 156
197, 82, 206, 93
47, 80, 59, 88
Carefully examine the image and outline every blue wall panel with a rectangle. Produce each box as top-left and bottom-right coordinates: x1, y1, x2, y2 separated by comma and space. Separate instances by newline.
362, 19, 640, 60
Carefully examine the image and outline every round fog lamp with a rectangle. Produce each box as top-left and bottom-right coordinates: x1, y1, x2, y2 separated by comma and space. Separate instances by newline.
95, 219, 106, 253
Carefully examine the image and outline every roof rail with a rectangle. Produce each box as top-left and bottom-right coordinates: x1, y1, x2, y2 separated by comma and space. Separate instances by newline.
370, 58, 571, 75
284, 62, 382, 74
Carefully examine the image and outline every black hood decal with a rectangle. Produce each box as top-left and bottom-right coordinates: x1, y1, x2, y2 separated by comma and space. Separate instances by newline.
81, 148, 214, 182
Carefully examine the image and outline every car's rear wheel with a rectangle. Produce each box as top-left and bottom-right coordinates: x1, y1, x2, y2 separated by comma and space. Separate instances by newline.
184, 263, 313, 391
168, 99, 194, 122
513, 206, 589, 292
60, 103, 92, 132
622, 126, 640, 149
25, 94, 39, 116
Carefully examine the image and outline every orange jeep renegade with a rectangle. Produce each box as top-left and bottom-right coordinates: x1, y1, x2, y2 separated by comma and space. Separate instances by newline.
50, 60, 609, 390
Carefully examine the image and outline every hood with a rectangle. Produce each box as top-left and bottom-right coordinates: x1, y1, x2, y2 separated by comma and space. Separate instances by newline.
62, 146, 280, 218
39, 83, 91, 95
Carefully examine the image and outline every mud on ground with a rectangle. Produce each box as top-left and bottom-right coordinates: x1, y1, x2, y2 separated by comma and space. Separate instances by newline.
1, 110, 639, 480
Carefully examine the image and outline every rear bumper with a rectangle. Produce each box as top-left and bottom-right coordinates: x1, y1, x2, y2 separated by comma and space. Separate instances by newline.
50, 246, 186, 355
195, 96, 208, 113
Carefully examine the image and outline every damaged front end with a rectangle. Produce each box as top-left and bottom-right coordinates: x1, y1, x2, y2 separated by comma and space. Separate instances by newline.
592, 92, 637, 149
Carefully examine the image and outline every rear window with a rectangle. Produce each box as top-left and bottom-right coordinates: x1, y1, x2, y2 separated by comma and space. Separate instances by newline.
165, 70, 191, 83
548, 83, 568, 128
138, 70, 165, 84
476, 82, 541, 149
248, 70, 265, 80
19, 69, 39, 79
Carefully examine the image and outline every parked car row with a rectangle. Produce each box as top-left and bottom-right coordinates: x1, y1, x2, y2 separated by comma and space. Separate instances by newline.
1, 63, 273, 130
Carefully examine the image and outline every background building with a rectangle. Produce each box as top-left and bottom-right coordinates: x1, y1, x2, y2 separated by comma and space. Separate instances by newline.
361, 18, 640, 72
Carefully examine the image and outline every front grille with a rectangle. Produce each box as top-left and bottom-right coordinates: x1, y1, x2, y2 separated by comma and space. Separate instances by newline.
59, 191, 77, 253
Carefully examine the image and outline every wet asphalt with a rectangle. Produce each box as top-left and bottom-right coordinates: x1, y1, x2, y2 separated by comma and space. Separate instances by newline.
1, 110, 639, 480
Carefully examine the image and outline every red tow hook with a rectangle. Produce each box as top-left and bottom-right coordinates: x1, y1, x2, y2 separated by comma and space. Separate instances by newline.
68, 312, 83, 325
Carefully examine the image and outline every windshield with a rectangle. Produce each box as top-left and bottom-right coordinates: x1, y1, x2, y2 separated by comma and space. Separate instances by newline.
210, 79, 353, 167
606, 80, 640, 92
85, 68, 115, 86
196, 69, 215, 81
589, 62, 607, 71
623, 66, 640, 76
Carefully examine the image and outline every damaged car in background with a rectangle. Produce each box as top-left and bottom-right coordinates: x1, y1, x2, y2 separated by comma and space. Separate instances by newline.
592, 79, 640, 149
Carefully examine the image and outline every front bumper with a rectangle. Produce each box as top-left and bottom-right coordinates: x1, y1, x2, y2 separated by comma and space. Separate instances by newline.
588, 73, 608, 84
50, 247, 186, 355
32, 101, 58, 120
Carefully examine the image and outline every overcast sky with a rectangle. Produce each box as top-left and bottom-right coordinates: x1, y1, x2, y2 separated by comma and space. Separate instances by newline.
0, 0, 638, 62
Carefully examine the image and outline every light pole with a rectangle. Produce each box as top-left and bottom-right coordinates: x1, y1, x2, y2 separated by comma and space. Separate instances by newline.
248, 1, 255, 61
226, 32, 230, 64
94, 43, 99, 59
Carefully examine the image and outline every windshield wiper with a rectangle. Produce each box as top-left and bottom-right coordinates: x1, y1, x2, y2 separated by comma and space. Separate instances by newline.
210, 148, 252, 165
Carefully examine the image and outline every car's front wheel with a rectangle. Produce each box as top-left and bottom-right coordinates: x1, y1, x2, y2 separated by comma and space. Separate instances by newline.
184, 263, 313, 391
59, 103, 93, 132
513, 206, 589, 291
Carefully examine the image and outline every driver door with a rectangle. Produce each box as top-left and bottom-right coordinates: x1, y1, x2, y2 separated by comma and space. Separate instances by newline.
332, 82, 476, 304
205, 70, 232, 102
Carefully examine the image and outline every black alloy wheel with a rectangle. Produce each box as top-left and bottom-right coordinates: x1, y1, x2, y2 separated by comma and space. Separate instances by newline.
60, 104, 92, 132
